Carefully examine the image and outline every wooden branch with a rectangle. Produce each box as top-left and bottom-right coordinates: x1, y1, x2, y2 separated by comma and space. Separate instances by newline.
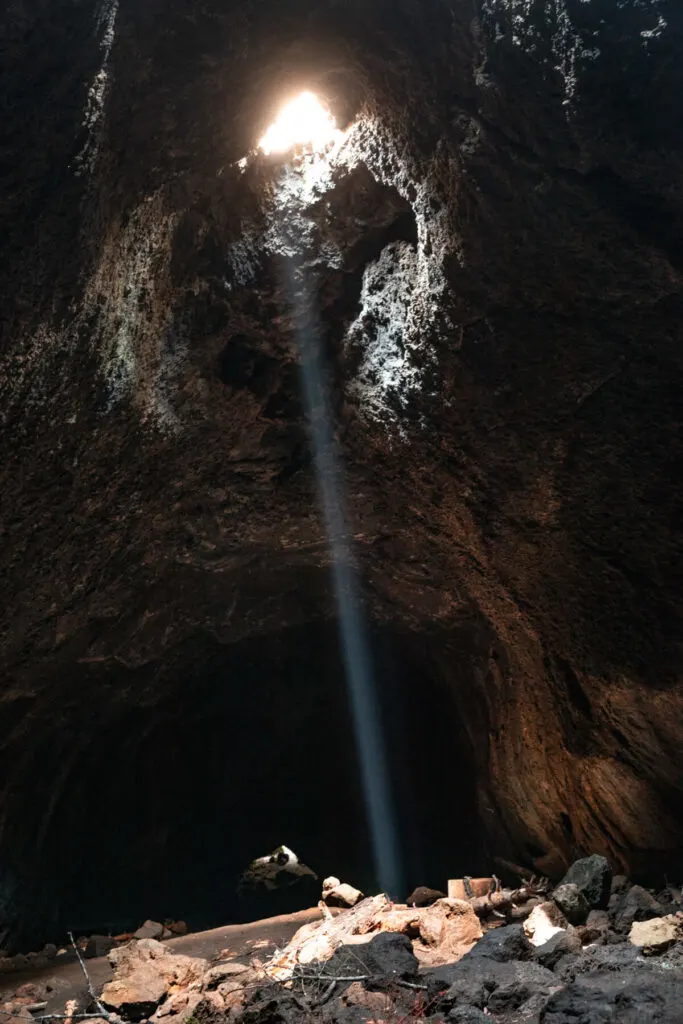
469, 886, 541, 919
68, 933, 119, 1024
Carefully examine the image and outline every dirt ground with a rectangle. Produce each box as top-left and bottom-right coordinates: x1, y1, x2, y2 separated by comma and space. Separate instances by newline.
0, 907, 328, 1015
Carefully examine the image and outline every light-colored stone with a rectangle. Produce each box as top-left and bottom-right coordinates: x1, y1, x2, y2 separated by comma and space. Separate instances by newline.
102, 974, 168, 1014
378, 907, 422, 936
418, 898, 483, 959
218, 984, 245, 1010
629, 914, 683, 952
524, 902, 568, 947
134, 920, 165, 940
216, 981, 243, 996
201, 991, 226, 1013
101, 939, 208, 1017
156, 991, 188, 1015
154, 991, 202, 1020
322, 877, 364, 908
202, 962, 251, 989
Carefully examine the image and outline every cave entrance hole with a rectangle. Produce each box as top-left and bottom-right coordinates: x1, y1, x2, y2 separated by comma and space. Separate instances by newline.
258, 91, 343, 156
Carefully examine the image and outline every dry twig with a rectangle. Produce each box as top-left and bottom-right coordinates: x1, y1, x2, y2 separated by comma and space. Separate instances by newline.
67, 933, 119, 1024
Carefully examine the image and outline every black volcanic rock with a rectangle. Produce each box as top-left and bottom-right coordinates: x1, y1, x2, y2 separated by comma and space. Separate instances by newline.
559, 857, 612, 911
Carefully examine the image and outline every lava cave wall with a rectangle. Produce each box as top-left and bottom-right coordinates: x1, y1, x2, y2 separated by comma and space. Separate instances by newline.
2, 0, 683, 946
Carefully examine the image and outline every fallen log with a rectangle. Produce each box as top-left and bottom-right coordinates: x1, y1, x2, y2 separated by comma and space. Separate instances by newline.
265, 895, 392, 980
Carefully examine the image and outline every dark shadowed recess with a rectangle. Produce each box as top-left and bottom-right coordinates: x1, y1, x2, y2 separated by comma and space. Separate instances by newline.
0, 624, 482, 951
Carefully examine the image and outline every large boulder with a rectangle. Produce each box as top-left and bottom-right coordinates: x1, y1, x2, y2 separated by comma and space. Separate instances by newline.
101, 940, 208, 1021
559, 856, 612, 910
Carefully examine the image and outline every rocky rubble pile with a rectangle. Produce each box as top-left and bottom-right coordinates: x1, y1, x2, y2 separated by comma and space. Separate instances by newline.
6, 857, 683, 1024
0, 945, 59, 974
0, 922, 189, 974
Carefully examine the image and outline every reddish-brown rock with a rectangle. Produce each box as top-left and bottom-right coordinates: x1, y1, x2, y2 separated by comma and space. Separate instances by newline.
417, 899, 483, 963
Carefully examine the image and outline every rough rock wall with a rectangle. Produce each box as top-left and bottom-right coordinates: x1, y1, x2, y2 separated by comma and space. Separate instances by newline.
1, 0, 682, 944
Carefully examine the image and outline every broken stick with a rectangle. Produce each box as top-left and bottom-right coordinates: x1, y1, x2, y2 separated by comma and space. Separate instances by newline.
468, 885, 544, 920
68, 932, 119, 1023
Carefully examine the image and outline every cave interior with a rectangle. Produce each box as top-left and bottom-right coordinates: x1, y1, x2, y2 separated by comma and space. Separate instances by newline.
1, 0, 683, 952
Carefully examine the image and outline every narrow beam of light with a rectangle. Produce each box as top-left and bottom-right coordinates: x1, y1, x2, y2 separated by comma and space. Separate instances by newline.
281, 257, 404, 900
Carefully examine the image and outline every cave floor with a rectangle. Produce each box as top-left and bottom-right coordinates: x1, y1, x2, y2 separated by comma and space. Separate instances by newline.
0, 908, 328, 1013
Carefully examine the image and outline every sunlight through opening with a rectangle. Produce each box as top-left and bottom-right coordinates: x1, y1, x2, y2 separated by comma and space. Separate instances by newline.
258, 91, 343, 156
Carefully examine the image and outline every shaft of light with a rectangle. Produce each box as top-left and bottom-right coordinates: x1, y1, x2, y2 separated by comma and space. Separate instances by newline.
284, 258, 403, 899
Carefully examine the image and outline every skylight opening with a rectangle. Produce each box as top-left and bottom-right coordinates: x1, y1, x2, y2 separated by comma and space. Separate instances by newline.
258, 91, 343, 156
